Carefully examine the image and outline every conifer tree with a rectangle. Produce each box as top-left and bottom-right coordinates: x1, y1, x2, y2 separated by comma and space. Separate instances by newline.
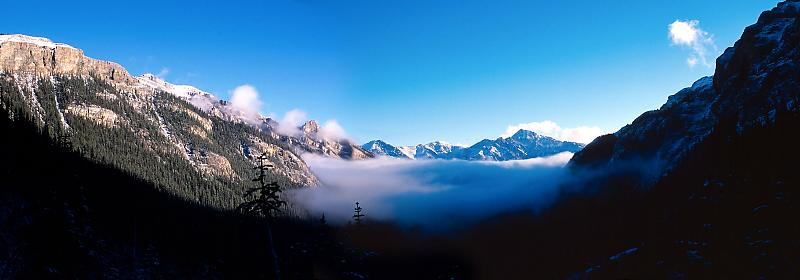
238, 152, 286, 280
353, 202, 365, 225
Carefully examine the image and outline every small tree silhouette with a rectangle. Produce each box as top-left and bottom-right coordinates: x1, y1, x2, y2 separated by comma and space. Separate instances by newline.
353, 202, 365, 225
238, 152, 286, 280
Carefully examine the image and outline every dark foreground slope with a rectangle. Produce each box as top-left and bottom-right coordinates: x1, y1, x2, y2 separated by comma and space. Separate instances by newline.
347, 2, 800, 278
0, 91, 335, 278
0, 86, 468, 279
557, 1, 800, 278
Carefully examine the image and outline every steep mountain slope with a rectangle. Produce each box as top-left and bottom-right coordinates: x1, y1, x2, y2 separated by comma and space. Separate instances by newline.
0, 35, 324, 209
363, 129, 584, 161
0, 104, 384, 279
571, 1, 800, 180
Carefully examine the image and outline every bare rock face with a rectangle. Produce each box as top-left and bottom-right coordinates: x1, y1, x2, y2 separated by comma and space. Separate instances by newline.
301, 120, 321, 134
65, 103, 126, 128
0, 35, 135, 84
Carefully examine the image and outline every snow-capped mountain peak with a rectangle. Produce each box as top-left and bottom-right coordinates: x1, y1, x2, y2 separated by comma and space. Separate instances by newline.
363, 129, 584, 161
509, 129, 544, 141
363, 140, 412, 159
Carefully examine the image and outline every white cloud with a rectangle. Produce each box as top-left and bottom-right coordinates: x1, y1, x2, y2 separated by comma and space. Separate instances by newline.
320, 120, 349, 141
157, 67, 170, 78
276, 109, 308, 137
230, 84, 262, 119
224, 85, 351, 140
501, 120, 604, 144
669, 20, 717, 68
273, 109, 351, 141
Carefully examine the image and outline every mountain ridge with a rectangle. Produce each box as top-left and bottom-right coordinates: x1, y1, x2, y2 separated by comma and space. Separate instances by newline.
0, 33, 371, 161
363, 129, 585, 161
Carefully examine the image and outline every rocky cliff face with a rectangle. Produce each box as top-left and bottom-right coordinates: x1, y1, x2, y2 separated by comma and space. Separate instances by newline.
0, 35, 135, 84
570, 0, 800, 181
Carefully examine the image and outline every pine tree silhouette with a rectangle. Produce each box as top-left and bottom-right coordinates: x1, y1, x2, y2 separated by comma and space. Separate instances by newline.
353, 202, 365, 225
238, 153, 286, 217
238, 152, 286, 280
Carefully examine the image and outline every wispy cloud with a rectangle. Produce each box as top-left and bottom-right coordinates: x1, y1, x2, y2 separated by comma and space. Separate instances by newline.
273, 109, 351, 141
320, 120, 349, 141
156, 67, 170, 78
224, 83, 351, 141
275, 109, 307, 137
668, 20, 718, 68
501, 120, 603, 144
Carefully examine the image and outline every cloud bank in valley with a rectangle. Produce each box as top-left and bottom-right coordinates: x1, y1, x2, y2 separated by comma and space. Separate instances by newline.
288, 152, 575, 231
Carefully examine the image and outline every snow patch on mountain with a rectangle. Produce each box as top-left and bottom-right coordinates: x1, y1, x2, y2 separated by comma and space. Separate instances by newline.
363, 140, 412, 159
0, 34, 76, 49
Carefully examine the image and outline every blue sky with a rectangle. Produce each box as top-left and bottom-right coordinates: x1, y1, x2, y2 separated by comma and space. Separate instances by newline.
2, 0, 780, 146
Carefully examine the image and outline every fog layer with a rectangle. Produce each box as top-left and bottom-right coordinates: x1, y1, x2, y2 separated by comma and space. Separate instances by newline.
288, 152, 575, 230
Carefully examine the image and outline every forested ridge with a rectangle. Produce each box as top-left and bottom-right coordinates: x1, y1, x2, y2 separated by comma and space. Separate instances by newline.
0, 74, 308, 210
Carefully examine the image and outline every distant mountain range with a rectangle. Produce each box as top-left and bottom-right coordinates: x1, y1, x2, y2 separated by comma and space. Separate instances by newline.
363, 129, 585, 161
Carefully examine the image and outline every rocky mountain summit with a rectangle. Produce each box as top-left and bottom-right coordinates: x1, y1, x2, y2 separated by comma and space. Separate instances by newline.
363, 129, 584, 161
